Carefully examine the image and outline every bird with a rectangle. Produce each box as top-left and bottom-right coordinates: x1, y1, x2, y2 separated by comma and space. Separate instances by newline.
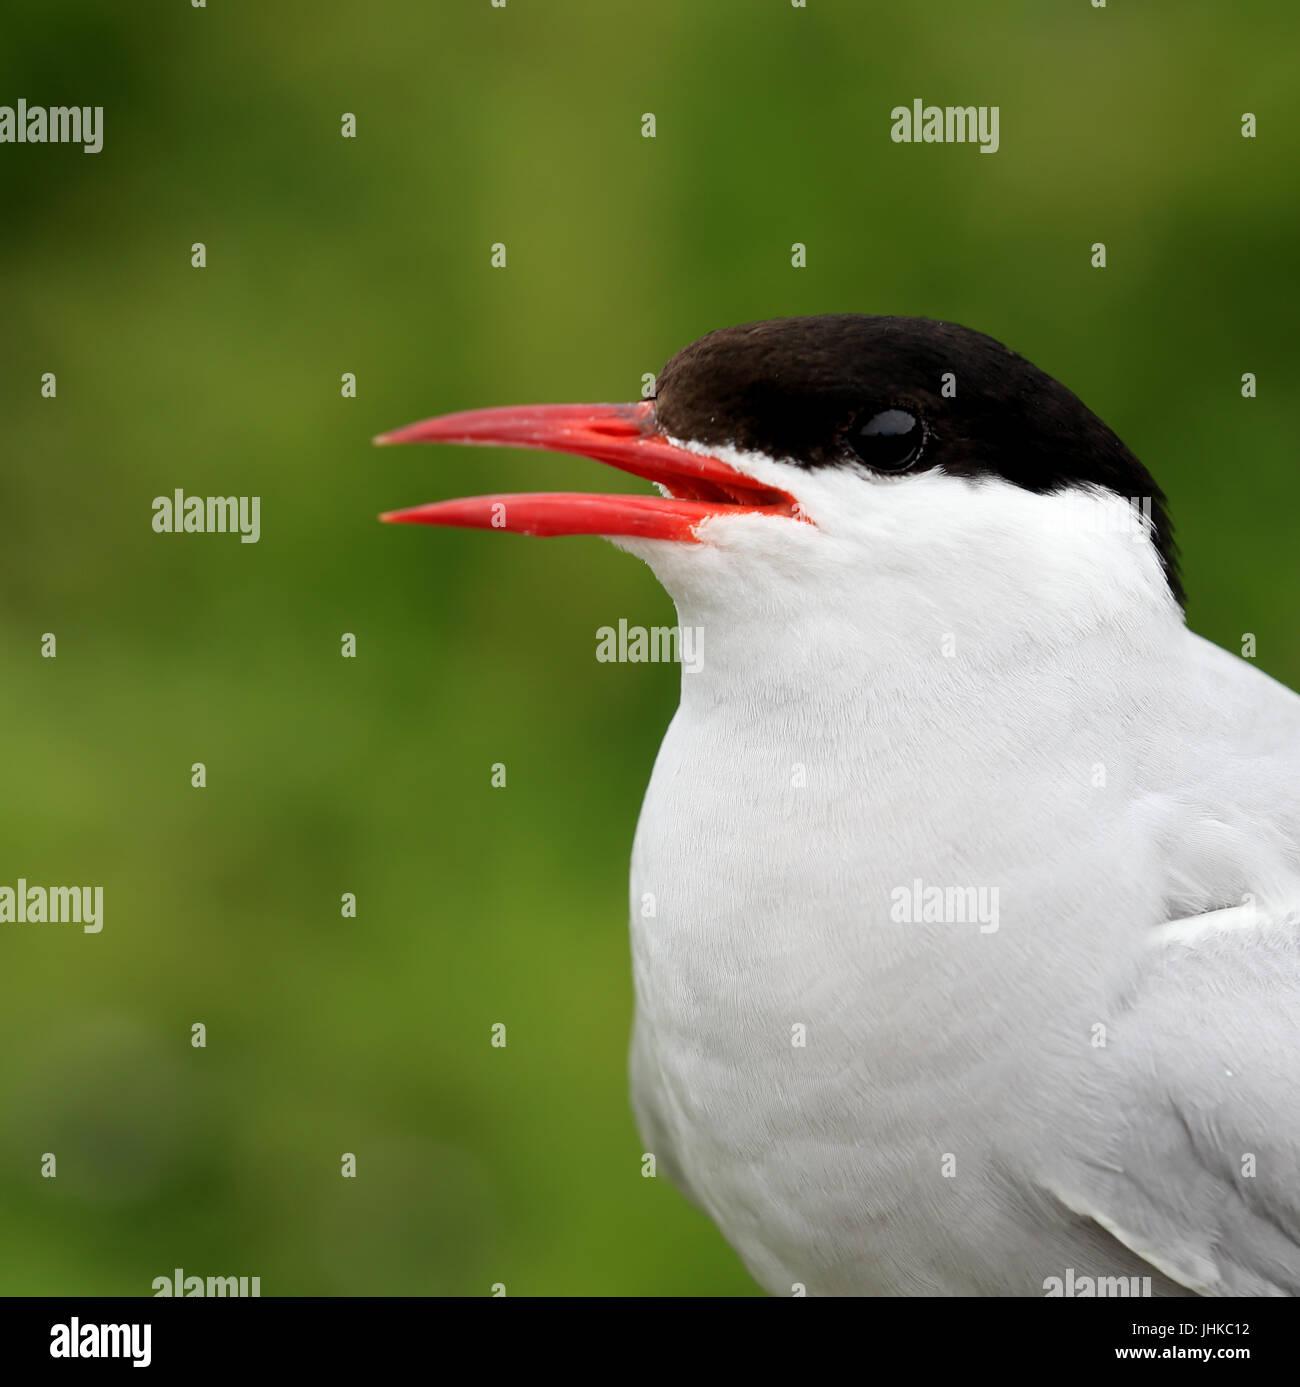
376, 314, 1300, 1297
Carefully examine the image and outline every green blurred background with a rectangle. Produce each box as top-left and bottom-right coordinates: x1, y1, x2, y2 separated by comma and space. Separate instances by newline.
1, 1, 1296, 1295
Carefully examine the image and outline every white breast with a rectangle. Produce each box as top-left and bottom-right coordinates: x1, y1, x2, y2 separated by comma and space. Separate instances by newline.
625, 631, 1174, 1292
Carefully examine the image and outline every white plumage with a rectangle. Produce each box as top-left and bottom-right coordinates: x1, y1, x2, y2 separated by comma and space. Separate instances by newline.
621, 453, 1300, 1296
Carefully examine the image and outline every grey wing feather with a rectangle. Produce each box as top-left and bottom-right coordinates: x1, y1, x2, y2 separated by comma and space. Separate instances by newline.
1044, 918, 1300, 1295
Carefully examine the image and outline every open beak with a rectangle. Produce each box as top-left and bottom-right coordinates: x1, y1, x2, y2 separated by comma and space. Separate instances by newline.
375, 401, 800, 541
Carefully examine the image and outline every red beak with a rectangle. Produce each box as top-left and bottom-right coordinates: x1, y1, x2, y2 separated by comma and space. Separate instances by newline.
375, 401, 799, 540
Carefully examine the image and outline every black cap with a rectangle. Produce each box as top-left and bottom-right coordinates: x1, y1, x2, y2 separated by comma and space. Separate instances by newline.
652, 315, 1181, 605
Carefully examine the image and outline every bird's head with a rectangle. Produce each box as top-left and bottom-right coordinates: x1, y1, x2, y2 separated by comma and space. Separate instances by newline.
378, 315, 1181, 667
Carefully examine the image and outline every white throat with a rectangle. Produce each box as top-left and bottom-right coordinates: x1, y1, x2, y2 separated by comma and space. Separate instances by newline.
620, 443, 1182, 706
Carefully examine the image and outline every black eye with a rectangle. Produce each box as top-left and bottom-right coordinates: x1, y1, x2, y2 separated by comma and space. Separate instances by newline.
848, 408, 924, 473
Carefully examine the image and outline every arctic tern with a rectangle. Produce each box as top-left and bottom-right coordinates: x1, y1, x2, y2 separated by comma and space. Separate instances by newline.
378, 315, 1300, 1296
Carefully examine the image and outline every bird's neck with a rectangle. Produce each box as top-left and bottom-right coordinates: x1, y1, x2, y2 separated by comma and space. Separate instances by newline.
666, 580, 1183, 721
